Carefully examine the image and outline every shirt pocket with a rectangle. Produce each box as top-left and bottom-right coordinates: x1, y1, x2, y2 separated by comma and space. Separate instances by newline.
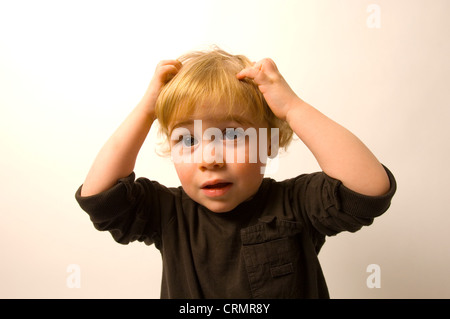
240, 216, 305, 298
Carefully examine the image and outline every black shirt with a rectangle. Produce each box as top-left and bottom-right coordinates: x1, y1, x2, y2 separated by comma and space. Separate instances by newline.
75, 166, 396, 298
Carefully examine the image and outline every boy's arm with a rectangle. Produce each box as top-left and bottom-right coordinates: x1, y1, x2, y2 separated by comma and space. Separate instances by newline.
80, 60, 181, 197
237, 59, 390, 196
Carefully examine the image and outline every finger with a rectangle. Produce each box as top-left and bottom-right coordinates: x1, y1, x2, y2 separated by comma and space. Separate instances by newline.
157, 59, 182, 71
236, 68, 249, 80
260, 58, 278, 73
236, 66, 259, 80
161, 65, 180, 82
236, 59, 266, 79
172, 59, 183, 71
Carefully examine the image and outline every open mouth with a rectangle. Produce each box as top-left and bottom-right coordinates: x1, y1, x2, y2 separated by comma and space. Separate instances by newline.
201, 181, 233, 197
202, 182, 232, 189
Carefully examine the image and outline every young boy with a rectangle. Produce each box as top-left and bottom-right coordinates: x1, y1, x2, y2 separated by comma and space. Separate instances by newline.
75, 48, 396, 298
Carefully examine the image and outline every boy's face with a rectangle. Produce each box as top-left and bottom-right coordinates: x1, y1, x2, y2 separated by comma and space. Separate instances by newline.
169, 113, 269, 213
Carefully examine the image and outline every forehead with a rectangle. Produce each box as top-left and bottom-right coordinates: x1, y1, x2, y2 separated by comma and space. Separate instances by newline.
169, 101, 261, 131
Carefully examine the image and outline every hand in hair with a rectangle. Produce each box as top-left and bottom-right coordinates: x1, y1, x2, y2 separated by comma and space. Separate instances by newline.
238, 58, 390, 196
142, 59, 182, 117
236, 58, 299, 121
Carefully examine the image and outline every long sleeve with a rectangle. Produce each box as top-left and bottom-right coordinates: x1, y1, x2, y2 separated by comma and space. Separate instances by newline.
291, 165, 397, 237
75, 172, 178, 248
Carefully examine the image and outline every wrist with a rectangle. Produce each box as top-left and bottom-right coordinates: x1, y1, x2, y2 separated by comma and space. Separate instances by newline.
138, 90, 158, 120
284, 97, 309, 125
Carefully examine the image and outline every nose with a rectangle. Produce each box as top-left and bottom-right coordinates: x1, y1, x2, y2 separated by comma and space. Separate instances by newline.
198, 141, 225, 171
199, 160, 224, 171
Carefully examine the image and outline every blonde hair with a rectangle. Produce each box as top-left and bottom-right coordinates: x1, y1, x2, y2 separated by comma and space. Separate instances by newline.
155, 48, 293, 152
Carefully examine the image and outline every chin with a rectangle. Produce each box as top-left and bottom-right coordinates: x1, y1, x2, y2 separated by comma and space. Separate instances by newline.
204, 202, 238, 213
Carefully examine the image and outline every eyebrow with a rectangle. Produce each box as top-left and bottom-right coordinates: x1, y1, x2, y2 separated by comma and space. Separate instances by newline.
170, 115, 254, 131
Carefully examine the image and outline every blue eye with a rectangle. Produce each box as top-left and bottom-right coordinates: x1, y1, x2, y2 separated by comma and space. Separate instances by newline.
224, 128, 243, 140
181, 135, 198, 147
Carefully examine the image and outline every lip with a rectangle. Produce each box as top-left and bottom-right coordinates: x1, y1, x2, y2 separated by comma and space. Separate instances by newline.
200, 180, 233, 197
200, 179, 230, 188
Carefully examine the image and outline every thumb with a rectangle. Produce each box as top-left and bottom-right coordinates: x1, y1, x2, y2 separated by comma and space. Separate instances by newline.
236, 67, 254, 80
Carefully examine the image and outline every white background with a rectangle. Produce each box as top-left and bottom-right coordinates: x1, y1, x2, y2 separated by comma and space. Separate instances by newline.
1, 0, 449, 298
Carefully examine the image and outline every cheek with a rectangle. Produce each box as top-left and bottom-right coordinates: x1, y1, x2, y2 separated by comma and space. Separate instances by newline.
235, 162, 265, 182
174, 163, 195, 187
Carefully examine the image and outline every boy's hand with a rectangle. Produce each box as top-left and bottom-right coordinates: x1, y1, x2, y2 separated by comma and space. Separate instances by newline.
80, 59, 181, 196
236, 58, 300, 121
238, 59, 390, 196
143, 59, 182, 116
